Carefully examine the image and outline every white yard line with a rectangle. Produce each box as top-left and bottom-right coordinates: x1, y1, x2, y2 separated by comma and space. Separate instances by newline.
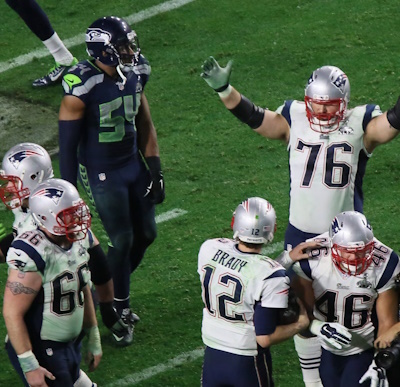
105, 348, 204, 386
156, 208, 188, 223
0, 0, 196, 74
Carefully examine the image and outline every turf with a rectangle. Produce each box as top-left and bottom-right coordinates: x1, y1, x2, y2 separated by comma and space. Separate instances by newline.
1, 0, 400, 386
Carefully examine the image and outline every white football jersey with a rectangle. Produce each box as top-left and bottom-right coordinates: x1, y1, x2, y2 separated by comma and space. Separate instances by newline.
7, 229, 93, 342
198, 238, 289, 356
276, 101, 382, 233
12, 206, 37, 236
293, 236, 400, 356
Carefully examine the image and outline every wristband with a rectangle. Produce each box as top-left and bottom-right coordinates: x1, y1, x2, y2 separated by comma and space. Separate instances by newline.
309, 320, 323, 335
275, 250, 294, 270
17, 350, 40, 373
84, 326, 102, 356
218, 85, 233, 98
145, 156, 162, 176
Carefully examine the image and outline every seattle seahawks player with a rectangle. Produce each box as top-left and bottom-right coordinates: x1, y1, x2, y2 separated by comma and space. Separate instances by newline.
3, 178, 102, 386
59, 16, 165, 330
198, 197, 318, 387
201, 57, 400, 386
291, 211, 400, 387
0, 142, 132, 346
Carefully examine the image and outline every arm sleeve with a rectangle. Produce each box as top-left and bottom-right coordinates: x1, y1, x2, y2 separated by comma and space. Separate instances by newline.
254, 302, 280, 335
58, 119, 84, 187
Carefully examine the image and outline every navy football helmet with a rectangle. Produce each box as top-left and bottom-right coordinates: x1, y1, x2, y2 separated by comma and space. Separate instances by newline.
85, 16, 140, 68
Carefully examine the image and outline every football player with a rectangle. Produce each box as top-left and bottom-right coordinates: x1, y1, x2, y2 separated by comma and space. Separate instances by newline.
201, 57, 400, 386
0, 142, 132, 346
59, 16, 165, 332
3, 178, 102, 386
5, 0, 78, 86
291, 211, 400, 387
198, 197, 318, 386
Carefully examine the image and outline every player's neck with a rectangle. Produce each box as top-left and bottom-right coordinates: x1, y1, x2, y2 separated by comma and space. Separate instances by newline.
40, 227, 73, 250
95, 60, 117, 78
237, 241, 262, 254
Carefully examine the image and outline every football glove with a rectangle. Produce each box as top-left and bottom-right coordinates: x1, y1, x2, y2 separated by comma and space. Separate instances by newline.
201, 56, 233, 92
144, 156, 165, 204
0, 223, 6, 240
359, 359, 388, 387
309, 320, 352, 350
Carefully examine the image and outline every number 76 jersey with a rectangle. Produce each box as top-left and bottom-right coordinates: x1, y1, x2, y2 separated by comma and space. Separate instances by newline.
198, 238, 289, 356
277, 100, 382, 234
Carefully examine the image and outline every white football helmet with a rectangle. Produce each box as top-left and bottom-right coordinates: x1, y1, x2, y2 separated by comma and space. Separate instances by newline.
329, 211, 375, 276
305, 65, 350, 133
29, 178, 91, 242
232, 197, 276, 244
0, 142, 53, 209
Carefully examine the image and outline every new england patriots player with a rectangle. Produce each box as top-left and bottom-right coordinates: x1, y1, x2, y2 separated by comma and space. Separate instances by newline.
291, 211, 400, 387
201, 57, 400, 386
5, 0, 78, 86
3, 178, 102, 387
0, 143, 132, 347
198, 197, 318, 387
58, 16, 165, 333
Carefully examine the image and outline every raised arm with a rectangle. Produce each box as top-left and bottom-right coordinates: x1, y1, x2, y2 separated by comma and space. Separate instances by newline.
201, 56, 290, 142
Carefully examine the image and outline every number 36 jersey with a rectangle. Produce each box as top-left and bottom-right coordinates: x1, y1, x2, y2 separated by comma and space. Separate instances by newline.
276, 101, 382, 234
6, 229, 93, 342
198, 238, 289, 356
293, 237, 400, 356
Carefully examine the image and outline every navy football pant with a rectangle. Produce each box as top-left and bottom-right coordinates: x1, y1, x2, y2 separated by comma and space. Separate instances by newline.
202, 346, 274, 387
5, 0, 54, 41
6, 339, 81, 386
319, 348, 374, 387
80, 160, 156, 309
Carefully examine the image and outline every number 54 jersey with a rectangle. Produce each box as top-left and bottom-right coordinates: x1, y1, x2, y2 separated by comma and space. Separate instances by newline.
277, 100, 382, 234
6, 229, 92, 343
293, 237, 400, 356
198, 238, 289, 356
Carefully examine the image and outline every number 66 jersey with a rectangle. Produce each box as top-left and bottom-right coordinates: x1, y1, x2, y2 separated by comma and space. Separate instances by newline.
6, 229, 93, 343
292, 237, 400, 356
198, 238, 289, 356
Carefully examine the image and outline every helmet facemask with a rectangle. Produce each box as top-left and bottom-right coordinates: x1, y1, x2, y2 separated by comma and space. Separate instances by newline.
0, 173, 29, 209
331, 241, 375, 276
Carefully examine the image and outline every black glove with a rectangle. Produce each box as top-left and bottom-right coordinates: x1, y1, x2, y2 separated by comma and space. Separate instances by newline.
144, 156, 165, 204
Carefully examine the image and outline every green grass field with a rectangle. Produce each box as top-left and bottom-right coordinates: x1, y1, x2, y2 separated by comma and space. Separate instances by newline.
1, 0, 400, 385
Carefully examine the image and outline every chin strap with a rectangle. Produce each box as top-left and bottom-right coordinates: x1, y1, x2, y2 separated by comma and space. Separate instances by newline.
116, 65, 127, 86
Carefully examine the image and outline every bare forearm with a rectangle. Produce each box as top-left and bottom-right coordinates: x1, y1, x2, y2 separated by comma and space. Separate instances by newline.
4, 314, 32, 354
82, 285, 98, 329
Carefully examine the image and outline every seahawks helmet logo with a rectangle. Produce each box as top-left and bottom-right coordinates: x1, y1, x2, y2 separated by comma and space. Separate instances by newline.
85, 28, 112, 44
31, 188, 64, 205
8, 150, 43, 170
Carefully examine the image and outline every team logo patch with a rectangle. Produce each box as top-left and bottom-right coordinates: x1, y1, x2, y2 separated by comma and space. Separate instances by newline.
8, 259, 26, 269
8, 150, 43, 170
31, 188, 64, 205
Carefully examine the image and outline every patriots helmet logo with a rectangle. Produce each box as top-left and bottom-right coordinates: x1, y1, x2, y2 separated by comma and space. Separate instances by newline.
332, 73, 348, 95
31, 188, 64, 205
331, 216, 341, 235
8, 150, 43, 170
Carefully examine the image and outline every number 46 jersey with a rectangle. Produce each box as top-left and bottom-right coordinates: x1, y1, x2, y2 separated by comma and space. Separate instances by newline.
198, 238, 289, 356
277, 100, 382, 234
293, 236, 400, 356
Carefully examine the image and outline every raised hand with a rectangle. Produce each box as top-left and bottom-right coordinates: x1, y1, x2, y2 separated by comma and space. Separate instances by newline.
201, 56, 233, 92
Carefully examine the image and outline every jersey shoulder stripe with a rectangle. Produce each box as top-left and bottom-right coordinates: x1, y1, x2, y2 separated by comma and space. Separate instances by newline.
376, 250, 400, 290
10, 239, 45, 273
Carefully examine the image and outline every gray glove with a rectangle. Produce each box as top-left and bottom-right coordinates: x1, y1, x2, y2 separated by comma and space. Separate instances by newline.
200, 56, 233, 92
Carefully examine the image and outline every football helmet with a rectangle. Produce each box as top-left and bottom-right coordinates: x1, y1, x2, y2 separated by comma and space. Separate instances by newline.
85, 16, 140, 68
29, 178, 91, 242
305, 65, 350, 133
0, 143, 53, 209
329, 211, 375, 276
231, 197, 276, 244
